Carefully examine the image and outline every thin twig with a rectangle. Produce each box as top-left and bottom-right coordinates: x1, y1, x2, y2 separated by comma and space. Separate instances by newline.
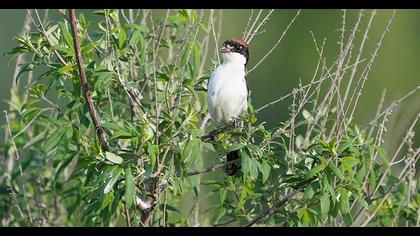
247, 10, 301, 74
244, 9, 263, 41
123, 201, 131, 227
246, 9, 275, 43
210, 9, 220, 64
242, 9, 255, 39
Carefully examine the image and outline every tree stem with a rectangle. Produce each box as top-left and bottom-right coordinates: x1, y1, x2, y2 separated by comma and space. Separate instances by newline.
69, 9, 109, 152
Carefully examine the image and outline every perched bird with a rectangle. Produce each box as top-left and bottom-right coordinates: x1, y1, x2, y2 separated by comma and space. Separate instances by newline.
207, 38, 249, 176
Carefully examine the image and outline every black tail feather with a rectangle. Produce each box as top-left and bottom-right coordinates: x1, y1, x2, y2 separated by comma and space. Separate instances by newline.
226, 150, 241, 176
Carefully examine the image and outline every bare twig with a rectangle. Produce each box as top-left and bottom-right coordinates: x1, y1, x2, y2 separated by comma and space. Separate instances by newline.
210, 9, 220, 64
342, 9, 377, 106
345, 10, 395, 126
242, 9, 255, 39
123, 201, 131, 227
247, 10, 301, 74
244, 9, 263, 41
246, 9, 275, 43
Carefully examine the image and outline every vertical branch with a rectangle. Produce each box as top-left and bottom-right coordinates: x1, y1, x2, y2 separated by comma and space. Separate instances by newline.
209, 9, 220, 64
68, 9, 109, 152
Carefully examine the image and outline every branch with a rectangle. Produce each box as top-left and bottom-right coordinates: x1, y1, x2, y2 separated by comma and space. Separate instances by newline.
247, 9, 301, 75
244, 188, 302, 227
69, 9, 110, 152
177, 159, 240, 177
27, 10, 67, 66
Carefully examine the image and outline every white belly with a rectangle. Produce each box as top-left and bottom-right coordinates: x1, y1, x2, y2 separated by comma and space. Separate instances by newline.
208, 63, 248, 125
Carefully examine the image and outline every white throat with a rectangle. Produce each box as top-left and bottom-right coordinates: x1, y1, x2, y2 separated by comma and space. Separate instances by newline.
221, 52, 246, 68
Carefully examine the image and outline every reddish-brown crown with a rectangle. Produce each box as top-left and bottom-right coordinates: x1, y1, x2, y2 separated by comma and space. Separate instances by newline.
229, 38, 249, 48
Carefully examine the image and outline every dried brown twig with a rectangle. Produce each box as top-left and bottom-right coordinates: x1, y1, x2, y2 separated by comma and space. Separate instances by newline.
69, 9, 110, 152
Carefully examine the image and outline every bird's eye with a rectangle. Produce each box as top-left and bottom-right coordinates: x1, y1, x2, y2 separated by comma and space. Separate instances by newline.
237, 45, 243, 50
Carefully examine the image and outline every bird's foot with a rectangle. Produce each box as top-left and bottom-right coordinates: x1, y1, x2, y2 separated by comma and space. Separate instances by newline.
232, 118, 243, 128
201, 129, 219, 142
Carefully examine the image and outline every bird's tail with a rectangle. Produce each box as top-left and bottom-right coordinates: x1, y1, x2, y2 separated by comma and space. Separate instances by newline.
226, 150, 241, 176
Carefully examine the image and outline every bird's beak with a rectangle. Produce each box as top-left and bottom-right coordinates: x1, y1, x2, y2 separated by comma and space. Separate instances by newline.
219, 45, 230, 53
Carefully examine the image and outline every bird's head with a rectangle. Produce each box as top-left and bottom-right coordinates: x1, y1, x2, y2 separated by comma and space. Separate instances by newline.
219, 38, 249, 66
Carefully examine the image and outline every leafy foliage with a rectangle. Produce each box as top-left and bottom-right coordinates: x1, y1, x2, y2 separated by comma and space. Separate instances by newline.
0, 9, 418, 227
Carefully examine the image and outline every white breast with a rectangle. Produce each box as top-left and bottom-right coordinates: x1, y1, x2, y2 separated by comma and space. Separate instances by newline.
208, 61, 248, 125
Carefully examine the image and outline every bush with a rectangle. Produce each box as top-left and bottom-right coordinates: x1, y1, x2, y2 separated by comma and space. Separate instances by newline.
1, 9, 418, 227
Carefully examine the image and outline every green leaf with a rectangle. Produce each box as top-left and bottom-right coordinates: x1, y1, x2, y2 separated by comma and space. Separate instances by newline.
51, 45, 73, 56
145, 143, 156, 177
15, 63, 35, 83
357, 196, 368, 208
303, 184, 314, 200
58, 22, 73, 48
298, 209, 310, 226
211, 208, 226, 225
342, 212, 353, 226
241, 149, 258, 177
191, 41, 201, 71
339, 189, 349, 214
324, 171, 336, 202
355, 161, 366, 185
123, 23, 148, 32
306, 161, 327, 179
261, 159, 271, 183
219, 188, 227, 206
226, 143, 246, 153
164, 204, 181, 214
320, 191, 330, 215
368, 169, 376, 194
100, 192, 114, 210
105, 152, 123, 164
23, 130, 48, 149
128, 29, 142, 46
181, 139, 197, 162
103, 168, 122, 195
118, 29, 126, 49
236, 186, 248, 212
328, 162, 344, 180
43, 128, 67, 153
375, 146, 390, 167
111, 130, 134, 140
57, 65, 74, 75
125, 166, 135, 208
101, 122, 123, 132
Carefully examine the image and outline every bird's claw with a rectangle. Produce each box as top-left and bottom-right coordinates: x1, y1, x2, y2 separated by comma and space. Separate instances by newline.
232, 118, 243, 128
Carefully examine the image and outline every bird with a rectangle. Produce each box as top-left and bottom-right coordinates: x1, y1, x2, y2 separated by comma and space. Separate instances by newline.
207, 38, 249, 176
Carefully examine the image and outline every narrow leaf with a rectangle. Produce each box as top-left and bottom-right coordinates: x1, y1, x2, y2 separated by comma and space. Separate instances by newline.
125, 166, 135, 208
105, 152, 123, 164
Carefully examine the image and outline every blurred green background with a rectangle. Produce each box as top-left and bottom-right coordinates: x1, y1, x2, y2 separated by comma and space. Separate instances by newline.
1, 9, 419, 155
